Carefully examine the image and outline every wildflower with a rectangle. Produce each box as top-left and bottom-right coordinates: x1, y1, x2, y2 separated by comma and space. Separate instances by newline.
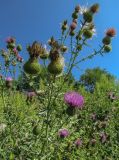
102, 36, 111, 45
83, 29, 93, 39
106, 28, 116, 37
90, 3, 99, 13
72, 12, 78, 19
100, 132, 108, 143
13, 48, 18, 55
58, 128, 69, 138
5, 77, 13, 88
75, 5, 80, 13
17, 55, 23, 62
6, 37, 15, 43
104, 45, 112, 53
70, 22, 77, 30
27, 92, 36, 99
74, 138, 82, 148
83, 11, 93, 23
17, 44, 22, 51
64, 91, 84, 109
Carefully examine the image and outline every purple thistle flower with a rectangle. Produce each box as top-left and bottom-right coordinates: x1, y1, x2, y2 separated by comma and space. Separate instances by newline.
13, 48, 18, 55
58, 128, 69, 138
17, 55, 23, 62
74, 138, 82, 148
27, 92, 36, 98
5, 77, 13, 88
6, 37, 15, 43
5, 77, 13, 82
64, 91, 84, 108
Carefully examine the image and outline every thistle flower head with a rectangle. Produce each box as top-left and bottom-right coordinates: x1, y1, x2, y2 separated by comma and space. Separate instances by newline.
106, 28, 116, 37
64, 91, 84, 109
27, 91, 36, 98
90, 3, 99, 13
27, 41, 43, 59
5, 77, 13, 82
74, 138, 82, 148
70, 22, 77, 30
6, 37, 15, 43
58, 128, 69, 138
75, 5, 80, 13
17, 55, 23, 62
13, 48, 18, 56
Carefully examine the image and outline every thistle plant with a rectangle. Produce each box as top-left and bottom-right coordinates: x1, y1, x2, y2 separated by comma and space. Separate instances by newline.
0, 3, 117, 160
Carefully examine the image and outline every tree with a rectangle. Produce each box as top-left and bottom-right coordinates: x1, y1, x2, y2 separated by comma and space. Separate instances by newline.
78, 67, 115, 92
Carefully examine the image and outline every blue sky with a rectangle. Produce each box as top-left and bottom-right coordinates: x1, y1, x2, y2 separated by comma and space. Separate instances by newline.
0, 0, 118, 79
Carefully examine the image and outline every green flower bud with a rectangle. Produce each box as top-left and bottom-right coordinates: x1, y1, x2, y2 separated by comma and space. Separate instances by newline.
72, 12, 78, 19
83, 30, 93, 39
104, 45, 112, 53
17, 44, 22, 51
102, 36, 111, 45
69, 31, 75, 36
83, 11, 93, 23
76, 44, 82, 51
7, 43, 16, 49
23, 58, 41, 75
48, 57, 64, 75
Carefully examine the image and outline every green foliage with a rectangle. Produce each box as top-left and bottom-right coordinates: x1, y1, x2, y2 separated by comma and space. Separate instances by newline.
79, 67, 115, 92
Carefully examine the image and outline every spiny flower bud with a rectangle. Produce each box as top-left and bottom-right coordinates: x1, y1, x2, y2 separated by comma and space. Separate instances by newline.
60, 45, 68, 52
90, 3, 99, 13
83, 11, 93, 23
104, 45, 112, 53
83, 29, 93, 39
17, 44, 22, 51
75, 5, 80, 13
24, 58, 41, 75
70, 22, 77, 30
69, 30, 75, 36
7, 43, 16, 49
106, 28, 116, 37
76, 44, 82, 51
48, 56, 64, 75
72, 12, 78, 19
6, 37, 16, 44
61, 20, 68, 31
102, 36, 111, 45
